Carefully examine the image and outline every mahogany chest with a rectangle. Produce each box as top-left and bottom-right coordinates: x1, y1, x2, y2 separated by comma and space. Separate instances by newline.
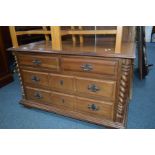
9, 26, 135, 128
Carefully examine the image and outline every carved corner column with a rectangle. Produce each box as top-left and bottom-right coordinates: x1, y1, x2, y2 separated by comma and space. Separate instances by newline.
116, 59, 131, 123
14, 53, 25, 99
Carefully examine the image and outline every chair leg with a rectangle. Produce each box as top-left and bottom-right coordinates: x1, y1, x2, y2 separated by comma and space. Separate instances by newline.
42, 26, 50, 41
9, 26, 18, 48
71, 26, 77, 46
51, 26, 62, 50
79, 26, 84, 46
115, 26, 123, 53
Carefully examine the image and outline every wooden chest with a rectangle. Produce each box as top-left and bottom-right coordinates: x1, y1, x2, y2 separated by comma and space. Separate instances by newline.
9, 26, 135, 128
12, 46, 134, 128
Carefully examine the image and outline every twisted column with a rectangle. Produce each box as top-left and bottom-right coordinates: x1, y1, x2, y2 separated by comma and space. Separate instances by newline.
116, 59, 131, 123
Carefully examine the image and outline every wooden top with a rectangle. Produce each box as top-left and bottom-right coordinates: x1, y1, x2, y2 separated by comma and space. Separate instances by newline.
8, 40, 136, 59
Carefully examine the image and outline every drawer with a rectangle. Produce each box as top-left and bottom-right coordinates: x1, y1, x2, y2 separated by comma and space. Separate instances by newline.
18, 54, 59, 71
61, 57, 118, 76
75, 77, 116, 100
22, 70, 49, 87
76, 97, 113, 120
25, 87, 51, 103
50, 92, 75, 110
49, 74, 75, 92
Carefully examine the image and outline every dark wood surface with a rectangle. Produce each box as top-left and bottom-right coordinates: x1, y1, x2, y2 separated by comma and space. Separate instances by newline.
9, 40, 135, 59
0, 27, 13, 87
13, 47, 133, 128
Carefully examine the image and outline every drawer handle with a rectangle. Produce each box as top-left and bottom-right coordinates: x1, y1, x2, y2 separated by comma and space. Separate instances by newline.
88, 104, 99, 111
88, 84, 100, 92
31, 76, 40, 82
81, 64, 93, 71
60, 80, 64, 85
32, 59, 42, 65
62, 99, 65, 103
34, 92, 43, 99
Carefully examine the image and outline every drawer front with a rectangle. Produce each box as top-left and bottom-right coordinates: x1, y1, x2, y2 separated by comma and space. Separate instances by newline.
76, 77, 116, 100
25, 87, 51, 103
76, 97, 113, 120
22, 70, 49, 87
61, 57, 118, 76
18, 54, 59, 70
50, 92, 75, 110
49, 74, 75, 92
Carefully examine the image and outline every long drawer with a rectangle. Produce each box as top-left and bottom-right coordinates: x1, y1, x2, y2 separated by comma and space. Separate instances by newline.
48, 73, 116, 100
75, 97, 113, 120
25, 86, 114, 120
22, 70, 49, 88
22, 70, 116, 101
18, 54, 59, 71
75, 77, 116, 100
61, 57, 118, 76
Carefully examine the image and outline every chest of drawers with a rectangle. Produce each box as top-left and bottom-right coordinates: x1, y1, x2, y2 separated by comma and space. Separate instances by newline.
12, 46, 134, 129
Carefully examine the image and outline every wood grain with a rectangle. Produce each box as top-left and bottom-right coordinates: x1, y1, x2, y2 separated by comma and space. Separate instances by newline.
20, 99, 125, 128
50, 92, 75, 110
115, 26, 123, 53
49, 73, 75, 92
75, 77, 116, 100
22, 70, 49, 88
51, 26, 62, 50
9, 26, 18, 48
25, 86, 51, 103
10, 27, 136, 128
18, 54, 60, 71
115, 59, 131, 123
61, 56, 118, 76
75, 96, 113, 120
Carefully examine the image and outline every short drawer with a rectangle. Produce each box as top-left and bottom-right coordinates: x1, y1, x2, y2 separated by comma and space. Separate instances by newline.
50, 92, 75, 110
18, 54, 59, 71
61, 57, 118, 76
75, 97, 113, 120
22, 70, 49, 87
49, 74, 75, 92
75, 77, 116, 100
25, 87, 51, 103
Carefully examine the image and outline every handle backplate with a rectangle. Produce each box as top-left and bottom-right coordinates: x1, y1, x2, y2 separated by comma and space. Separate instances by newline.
34, 92, 43, 99
88, 84, 100, 92
81, 64, 93, 71
31, 76, 40, 82
88, 104, 99, 111
32, 59, 42, 65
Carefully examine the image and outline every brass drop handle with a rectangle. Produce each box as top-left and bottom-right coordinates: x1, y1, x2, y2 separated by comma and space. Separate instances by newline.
88, 84, 100, 92
32, 59, 42, 65
81, 63, 93, 71
88, 104, 99, 111
31, 75, 40, 82
34, 92, 43, 99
